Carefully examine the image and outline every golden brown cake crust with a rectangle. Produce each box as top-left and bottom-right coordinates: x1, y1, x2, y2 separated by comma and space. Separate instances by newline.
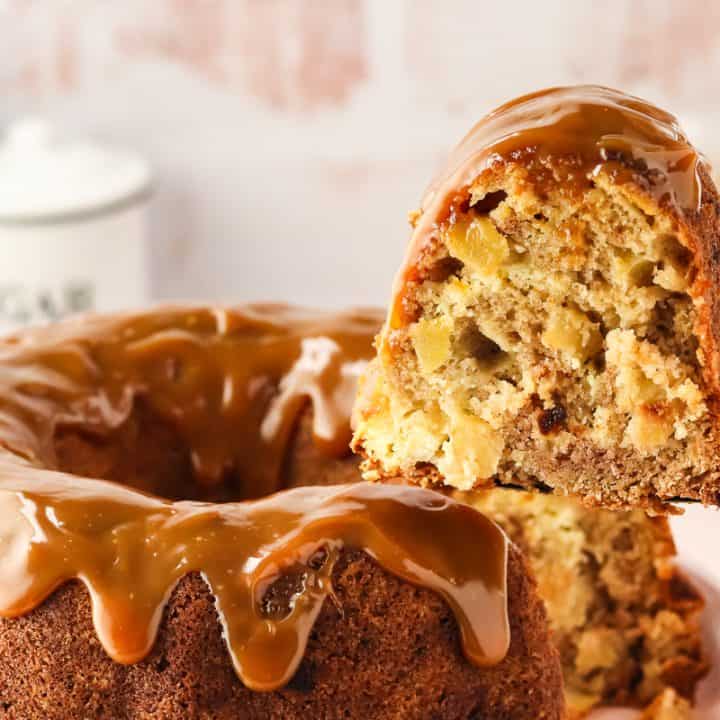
0, 546, 563, 720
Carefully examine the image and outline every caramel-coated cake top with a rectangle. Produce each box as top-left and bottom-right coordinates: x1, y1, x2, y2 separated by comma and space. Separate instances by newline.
0, 305, 510, 691
393, 84, 704, 326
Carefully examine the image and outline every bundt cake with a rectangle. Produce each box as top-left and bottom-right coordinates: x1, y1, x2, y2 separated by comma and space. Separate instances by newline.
352, 85, 720, 510
465, 489, 707, 717
0, 306, 564, 720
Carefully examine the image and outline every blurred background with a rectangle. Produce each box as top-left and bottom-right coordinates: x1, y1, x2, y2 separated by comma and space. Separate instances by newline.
1, 0, 719, 325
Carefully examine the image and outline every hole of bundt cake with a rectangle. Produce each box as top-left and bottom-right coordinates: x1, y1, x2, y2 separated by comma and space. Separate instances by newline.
53, 399, 248, 503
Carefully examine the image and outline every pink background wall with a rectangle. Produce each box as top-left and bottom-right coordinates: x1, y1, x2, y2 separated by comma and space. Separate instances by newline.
2, 0, 720, 307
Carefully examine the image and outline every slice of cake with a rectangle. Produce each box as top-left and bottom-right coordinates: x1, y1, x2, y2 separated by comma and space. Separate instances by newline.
352, 85, 720, 510
463, 489, 707, 717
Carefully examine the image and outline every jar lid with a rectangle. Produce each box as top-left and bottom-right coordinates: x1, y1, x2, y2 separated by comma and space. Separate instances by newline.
0, 118, 152, 223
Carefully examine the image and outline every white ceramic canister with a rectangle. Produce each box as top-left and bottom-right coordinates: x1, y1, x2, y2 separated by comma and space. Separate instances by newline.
0, 119, 152, 333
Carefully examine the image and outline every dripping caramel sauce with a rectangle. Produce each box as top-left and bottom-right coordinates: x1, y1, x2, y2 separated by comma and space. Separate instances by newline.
0, 305, 510, 691
0, 304, 382, 497
0, 469, 508, 691
390, 85, 704, 327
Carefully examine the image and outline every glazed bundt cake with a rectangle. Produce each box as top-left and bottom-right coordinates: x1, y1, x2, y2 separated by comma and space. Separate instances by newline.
353, 85, 720, 510
0, 306, 564, 720
466, 489, 706, 717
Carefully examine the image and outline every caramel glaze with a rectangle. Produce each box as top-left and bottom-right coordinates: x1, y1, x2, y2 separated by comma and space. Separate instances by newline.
0, 305, 510, 691
391, 85, 704, 326
0, 304, 381, 498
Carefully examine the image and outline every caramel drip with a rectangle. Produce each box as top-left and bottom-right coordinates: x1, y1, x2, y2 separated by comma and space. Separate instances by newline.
391, 85, 704, 326
0, 304, 382, 497
0, 305, 511, 690
0, 465, 508, 691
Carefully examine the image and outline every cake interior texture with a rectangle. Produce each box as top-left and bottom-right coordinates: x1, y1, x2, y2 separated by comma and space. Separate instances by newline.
356, 152, 720, 509
353, 86, 720, 509
465, 489, 706, 717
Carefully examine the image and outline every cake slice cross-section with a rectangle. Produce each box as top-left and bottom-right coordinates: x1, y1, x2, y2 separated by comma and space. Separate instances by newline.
353, 85, 720, 510
465, 489, 706, 717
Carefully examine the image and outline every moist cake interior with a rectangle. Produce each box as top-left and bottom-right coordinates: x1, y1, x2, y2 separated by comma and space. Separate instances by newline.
360, 167, 716, 505
467, 489, 706, 715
